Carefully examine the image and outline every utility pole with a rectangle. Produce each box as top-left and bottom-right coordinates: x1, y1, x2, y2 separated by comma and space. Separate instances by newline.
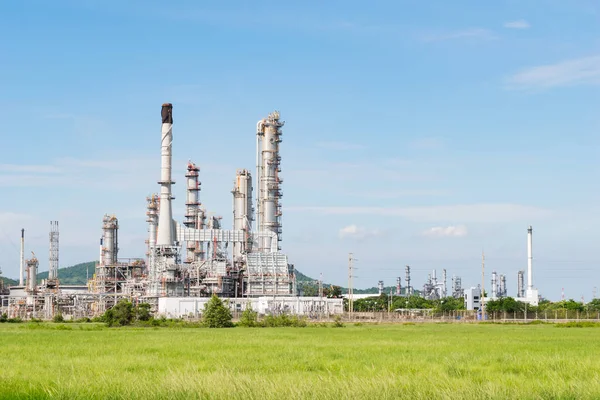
348, 253, 356, 318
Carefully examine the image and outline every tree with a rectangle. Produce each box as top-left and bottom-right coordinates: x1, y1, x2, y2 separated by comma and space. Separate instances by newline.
202, 295, 233, 328
136, 303, 152, 321
103, 299, 135, 326
238, 304, 259, 327
325, 285, 342, 298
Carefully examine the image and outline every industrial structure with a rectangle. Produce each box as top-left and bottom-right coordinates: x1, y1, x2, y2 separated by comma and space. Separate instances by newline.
422, 269, 447, 300
0, 103, 544, 319
1, 103, 339, 320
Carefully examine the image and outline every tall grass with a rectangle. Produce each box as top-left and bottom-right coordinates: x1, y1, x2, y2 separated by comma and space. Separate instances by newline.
0, 323, 599, 399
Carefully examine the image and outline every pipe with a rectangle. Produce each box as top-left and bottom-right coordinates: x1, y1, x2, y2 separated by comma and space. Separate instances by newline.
527, 225, 533, 291
156, 103, 175, 246
19, 229, 24, 286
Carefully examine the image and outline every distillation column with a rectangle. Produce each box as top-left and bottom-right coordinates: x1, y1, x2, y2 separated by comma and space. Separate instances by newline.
232, 169, 253, 263
48, 221, 59, 282
517, 270, 525, 298
491, 271, 497, 300
102, 215, 119, 266
20, 229, 24, 286
184, 162, 201, 263
26, 253, 38, 294
405, 265, 411, 295
156, 103, 175, 246
146, 194, 158, 265
256, 111, 284, 252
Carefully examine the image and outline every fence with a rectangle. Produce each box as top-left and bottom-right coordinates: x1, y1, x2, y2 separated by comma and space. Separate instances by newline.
339, 310, 600, 323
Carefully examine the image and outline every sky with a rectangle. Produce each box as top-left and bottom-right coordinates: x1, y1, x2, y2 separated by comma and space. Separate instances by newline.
1, 0, 599, 301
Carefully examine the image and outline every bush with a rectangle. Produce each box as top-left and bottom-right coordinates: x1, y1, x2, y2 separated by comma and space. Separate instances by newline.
202, 295, 233, 328
0, 313, 7, 323
238, 304, 259, 327
261, 314, 307, 327
103, 299, 135, 327
332, 315, 345, 328
136, 303, 152, 321
53, 313, 64, 323
556, 321, 600, 328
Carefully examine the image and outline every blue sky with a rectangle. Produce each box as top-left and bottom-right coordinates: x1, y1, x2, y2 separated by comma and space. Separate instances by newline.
1, 0, 599, 300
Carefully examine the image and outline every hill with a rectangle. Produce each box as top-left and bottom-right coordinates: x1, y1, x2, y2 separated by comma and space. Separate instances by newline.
37, 261, 96, 285
1, 276, 17, 286
4, 261, 388, 294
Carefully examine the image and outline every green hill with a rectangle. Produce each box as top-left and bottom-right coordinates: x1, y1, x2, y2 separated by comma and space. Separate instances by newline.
4, 261, 386, 294
37, 261, 96, 285
1, 277, 17, 286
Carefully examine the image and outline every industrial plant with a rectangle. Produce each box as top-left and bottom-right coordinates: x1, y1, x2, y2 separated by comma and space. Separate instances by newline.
0, 103, 542, 319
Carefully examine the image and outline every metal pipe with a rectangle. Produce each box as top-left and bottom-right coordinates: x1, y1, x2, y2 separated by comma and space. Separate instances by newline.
156, 103, 175, 246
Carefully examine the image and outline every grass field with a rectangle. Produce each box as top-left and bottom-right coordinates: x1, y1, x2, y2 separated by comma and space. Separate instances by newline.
1, 322, 600, 399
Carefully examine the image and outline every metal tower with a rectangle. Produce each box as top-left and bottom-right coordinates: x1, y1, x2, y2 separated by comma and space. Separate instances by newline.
256, 111, 284, 252
49, 221, 59, 281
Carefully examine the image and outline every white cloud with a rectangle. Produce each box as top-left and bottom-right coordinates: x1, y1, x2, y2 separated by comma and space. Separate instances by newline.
504, 20, 531, 29
422, 225, 468, 237
507, 55, 600, 89
421, 28, 496, 42
339, 224, 382, 240
315, 141, 365, 151
288, 203, 552, 223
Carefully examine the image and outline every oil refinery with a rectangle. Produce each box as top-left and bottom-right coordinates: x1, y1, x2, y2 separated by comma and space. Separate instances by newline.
0, 103, 541, 320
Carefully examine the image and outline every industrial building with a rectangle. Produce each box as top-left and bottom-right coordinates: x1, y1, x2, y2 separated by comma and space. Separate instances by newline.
1, 104, 341, 319
0, 103, 543, 320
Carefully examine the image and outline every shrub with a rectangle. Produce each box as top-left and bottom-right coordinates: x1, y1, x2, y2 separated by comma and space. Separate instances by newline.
0, 313, 7, 323
53, 313, 64, 323
261, 314, 307, 327
556, 321, 600, 328
103, 299, 135, 327
332, 315, 345, 328
136, 303, 152, 321
202, 295, 233, 328
238, 304, 259, 327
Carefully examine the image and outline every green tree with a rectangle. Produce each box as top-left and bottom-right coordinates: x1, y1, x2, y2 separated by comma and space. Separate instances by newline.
103, 299, 135, 327
325, 285, 343, 298
136, 303, 152, 321
202, 295, 233, 328
238, 304, 258, 327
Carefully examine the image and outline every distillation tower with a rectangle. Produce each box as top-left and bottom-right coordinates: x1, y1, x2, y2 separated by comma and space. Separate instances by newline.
47, 221, 59, 288
232, 169, 253, 267
256, 111, 284, 252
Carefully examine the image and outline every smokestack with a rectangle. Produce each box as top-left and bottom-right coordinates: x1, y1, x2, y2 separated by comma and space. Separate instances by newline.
156, 103, 175, 246
527, 225, 533, 291
20, 229, 24, 286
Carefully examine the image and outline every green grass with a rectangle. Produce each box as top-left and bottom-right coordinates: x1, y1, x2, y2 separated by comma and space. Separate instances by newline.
1, 323, 600, 399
